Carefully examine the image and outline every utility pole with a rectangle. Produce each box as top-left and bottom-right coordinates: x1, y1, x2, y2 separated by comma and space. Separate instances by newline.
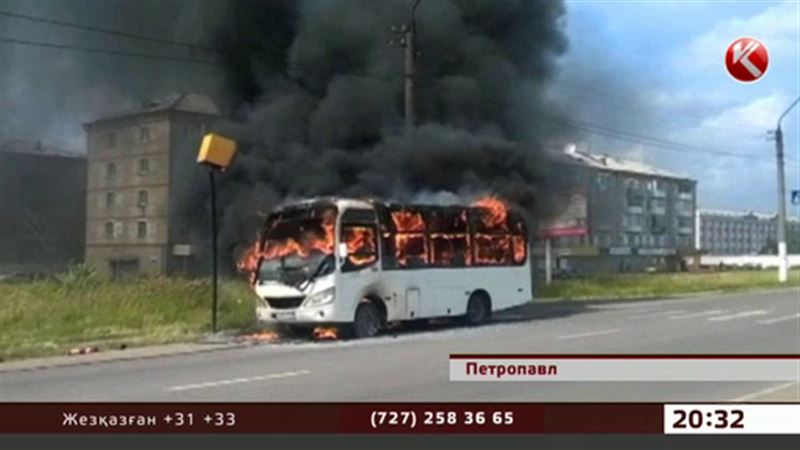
771, 96, 800, 283
390, 0, 421, 128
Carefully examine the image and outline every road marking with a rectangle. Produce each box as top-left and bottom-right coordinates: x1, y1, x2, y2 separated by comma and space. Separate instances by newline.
557, 329, 621, 340
668, 310, 726, 320
757, 313, 800, 325
708, 310, 770, 322
627, 310, 686, 320
168, 370, 311, 392
733, 381, 800, 402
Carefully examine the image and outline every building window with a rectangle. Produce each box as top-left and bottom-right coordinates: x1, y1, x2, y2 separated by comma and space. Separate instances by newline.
106, 162, 117, 178
139, 158, 150, 174
137, 221, 148, 239
139, 126, 150, 143
675, 199, 693, 216
651, 214, 668, 234
107, 132, 116, 148
105, 192, 116, 209
137, 190, 148, 207
596, 173, 611, 191
105, 221, 114, 239
625, 184, 645, 208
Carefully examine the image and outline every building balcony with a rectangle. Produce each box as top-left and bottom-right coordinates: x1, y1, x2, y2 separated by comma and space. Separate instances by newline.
651, 189, 667, 198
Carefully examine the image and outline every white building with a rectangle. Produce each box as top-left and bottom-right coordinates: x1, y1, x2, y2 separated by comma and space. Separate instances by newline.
696, 209, 800, 255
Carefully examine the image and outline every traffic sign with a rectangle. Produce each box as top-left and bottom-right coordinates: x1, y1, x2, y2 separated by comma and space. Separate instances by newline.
725, 37, 769, 83
792, 189, 800, 206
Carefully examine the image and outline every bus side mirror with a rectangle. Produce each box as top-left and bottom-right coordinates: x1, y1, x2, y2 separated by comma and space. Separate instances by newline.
337, 243, 349, 260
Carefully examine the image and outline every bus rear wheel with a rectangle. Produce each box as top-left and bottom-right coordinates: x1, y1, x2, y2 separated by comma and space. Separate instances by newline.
352, 301, 381, 339
465, 292, 491, 325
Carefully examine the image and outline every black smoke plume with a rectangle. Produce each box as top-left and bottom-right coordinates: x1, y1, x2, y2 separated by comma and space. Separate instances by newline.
177, 0, 570, 268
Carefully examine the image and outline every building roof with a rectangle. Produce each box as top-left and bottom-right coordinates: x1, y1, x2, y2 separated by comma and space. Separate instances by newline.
0, 139, 83, 159
698, 208, 799, 223
552, 144, 692, 181
85, 93, 220, 125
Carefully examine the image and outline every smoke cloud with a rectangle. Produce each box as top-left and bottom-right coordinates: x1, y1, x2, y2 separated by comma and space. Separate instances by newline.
191, 0, 571, 266
2, 0, 572, 271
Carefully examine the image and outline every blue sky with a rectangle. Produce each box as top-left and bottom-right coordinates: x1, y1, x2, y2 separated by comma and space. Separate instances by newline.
554, 0, 800, 216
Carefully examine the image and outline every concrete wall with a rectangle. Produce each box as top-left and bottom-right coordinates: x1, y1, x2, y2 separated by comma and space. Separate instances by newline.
689, 254, 800, 269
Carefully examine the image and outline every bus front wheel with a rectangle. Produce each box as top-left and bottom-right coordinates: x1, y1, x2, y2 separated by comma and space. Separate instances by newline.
352, 301, 381, 338
465, 291, 491, 325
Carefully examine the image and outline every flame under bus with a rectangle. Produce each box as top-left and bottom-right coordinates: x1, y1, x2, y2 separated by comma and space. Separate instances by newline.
247, 197, 532, 338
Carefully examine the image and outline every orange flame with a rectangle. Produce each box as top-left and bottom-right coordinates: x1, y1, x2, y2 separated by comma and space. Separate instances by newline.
391, 210, 425, 232
343, 226, 377, 266
391, 209, 428, 267
237, 209, 336, 284
312, 326, 339, 340
245, 331, 280, 343
471, 196, 519, 265
512, 235, 527, 263
472, 196, 508, 230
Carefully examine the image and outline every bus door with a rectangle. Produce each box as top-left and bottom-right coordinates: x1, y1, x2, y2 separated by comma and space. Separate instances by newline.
338, 209, 381, 311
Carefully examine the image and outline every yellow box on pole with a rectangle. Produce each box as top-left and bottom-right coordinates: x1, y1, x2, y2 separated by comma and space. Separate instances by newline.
197, 133, 237, 169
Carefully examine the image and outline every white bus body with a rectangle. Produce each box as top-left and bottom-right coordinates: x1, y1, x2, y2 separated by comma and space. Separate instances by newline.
249, 198, 532, 337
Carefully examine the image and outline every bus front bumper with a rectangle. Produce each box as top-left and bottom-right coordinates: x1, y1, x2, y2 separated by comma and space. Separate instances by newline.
256, 303, 339, 324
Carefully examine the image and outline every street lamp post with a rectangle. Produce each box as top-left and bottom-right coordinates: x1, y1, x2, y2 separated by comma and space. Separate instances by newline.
197, 133, 238, 333
773, 96, 800, 283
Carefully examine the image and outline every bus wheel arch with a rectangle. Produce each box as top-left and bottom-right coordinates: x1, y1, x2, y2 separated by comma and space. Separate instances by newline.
351, 296, 385, 339
465, 290, 492, 325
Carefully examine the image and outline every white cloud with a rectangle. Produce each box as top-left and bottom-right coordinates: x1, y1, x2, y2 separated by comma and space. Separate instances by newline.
681, 92, 790, 143
669, 0, 799, 72
639, 87, 732, 111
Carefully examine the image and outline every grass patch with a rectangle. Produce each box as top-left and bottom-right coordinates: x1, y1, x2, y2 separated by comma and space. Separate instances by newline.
537, 269, 800, 301
0, 275, 256, 361
3, 266, 798, 361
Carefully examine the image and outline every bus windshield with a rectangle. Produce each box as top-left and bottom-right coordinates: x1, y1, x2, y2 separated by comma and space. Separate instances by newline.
256, 205, 336, 286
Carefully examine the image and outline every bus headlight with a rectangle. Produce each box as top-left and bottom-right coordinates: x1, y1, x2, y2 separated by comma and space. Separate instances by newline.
304, 287, 335, 307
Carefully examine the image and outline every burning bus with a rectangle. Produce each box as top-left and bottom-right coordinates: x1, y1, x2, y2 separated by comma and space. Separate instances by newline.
238, 197, 532, 338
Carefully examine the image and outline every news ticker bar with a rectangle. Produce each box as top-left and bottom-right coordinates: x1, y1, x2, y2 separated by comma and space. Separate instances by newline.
0, 403, 798, 434
448, 355, 800, 381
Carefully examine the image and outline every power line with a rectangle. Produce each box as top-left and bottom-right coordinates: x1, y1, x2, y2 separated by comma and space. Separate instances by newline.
0, 36, 404, 82
414, 78, 797, 165
1, 18, 795, 166
0, 10, 225, 55
542, 113, 799, 166
543, 114, 761, 159
0, 37, 222, 66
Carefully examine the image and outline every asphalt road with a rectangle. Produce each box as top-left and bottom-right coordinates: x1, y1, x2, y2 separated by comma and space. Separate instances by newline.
1, 288, 799, 402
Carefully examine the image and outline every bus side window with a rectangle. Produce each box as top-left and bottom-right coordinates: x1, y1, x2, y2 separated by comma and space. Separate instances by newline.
341, 225, 378, 272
